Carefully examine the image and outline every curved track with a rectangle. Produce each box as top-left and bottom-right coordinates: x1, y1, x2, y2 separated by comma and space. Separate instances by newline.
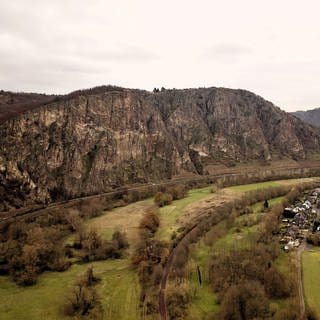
2, 164, 320, 226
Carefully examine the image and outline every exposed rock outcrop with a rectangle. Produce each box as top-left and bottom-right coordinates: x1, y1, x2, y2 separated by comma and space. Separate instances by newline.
0, 86, 319, 210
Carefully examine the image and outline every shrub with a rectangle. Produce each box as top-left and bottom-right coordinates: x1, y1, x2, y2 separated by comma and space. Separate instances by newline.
64, 268, 101, 317
82, 267, 100, 287
154, 192, 173, 207
264, 267, 289, 298
305, 306, 318, 320
274, 300, 300, 320
78, 228, 125, 262
166, 283, 190, 320
306, 233, 320, 246
139, 207, 160, 235
218, 281, 268, 320
165, 185, 187, 200
112, 230, 129, 250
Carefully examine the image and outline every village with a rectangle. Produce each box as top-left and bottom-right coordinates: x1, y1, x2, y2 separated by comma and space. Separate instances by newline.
280, 188, 320, 251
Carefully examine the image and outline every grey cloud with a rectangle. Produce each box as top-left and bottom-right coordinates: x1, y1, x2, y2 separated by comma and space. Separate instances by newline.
1, 0, 320, 111
72, 45, 158, 62
206, 43, 252, 59
0, 1, 157, 94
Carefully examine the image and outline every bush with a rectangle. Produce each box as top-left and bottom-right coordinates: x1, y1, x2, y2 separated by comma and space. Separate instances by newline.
78, 228, 126, 262
165, 185, 187, 200
82, 267, 100, 287
306, 233, 320, 246
274, 300, 300, 320
154, 192, 173, 207
209, 244, 278, 297
112, 230, 129, 250
64, 269, 101, 317
218, 281, 268, 320
166, 283, 190, 320
264, 267, 289, 298
306, 306, 318, 320
139, 207, 160, 235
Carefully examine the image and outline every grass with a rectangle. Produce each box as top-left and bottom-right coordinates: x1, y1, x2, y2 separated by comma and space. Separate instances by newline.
229, 181, 280, 192
214, 197, 285, 252
87, 199, 153, 253
251, 196, 284, 213
213, 224, 258, 251
98, 261, 140, 320
0, 200, 148, 320
186, 194, 287, 319
0, 178, 306, 320
155, 186, 212, 241
302, 247, 320, 318
187, 242, 220, 319
0, 259, 140, 320
269, 252, 296, 311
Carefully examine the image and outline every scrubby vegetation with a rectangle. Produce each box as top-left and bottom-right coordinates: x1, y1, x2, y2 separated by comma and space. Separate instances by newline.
131, 206, 169, 317
162, 180, 319, 319
154, 192, 173, 207
0, 176, 319, 319
306, 232, 320, 246
154, 184, 188, 207
0, 212, 72, 285
0, 202, 129, 286
64, 267, 101, 318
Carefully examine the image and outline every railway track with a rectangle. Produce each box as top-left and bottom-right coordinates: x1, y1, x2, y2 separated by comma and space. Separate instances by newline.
0, 165, 319, 318
157, 171, 320, 319
1, 164, 320, 226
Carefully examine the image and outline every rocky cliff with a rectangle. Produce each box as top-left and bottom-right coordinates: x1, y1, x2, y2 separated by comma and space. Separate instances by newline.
0, 86, 319, 210
292, 108, 320, 128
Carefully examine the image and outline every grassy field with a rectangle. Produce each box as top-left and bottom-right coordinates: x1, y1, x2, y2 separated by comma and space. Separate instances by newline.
251, 196, 284, 213
187, 242, 220, 320
0, 177, 312, 320
186, 194, 287, 319
0, 200, 148, 320
228, 177, 318, 193
0, 259, 140, 320
214, 196, 285, 252
229, 181, 281, 192
88, 199, 153, 253
155, 186, 212, 241
302, 248, 320, 317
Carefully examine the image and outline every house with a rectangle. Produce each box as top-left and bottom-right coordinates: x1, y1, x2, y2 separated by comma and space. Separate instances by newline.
283, 208, 295, 219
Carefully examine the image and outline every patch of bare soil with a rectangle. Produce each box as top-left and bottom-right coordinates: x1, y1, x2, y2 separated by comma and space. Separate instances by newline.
277, 177, 319, 186
176, 188, 242, 228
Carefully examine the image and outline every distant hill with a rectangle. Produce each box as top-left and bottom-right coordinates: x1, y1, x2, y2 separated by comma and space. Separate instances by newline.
0, 90, 57, 123
292, 108, 320, 128
0, 86, 320, 210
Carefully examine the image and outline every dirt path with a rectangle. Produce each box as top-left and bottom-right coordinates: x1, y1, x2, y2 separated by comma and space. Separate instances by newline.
176, 189, 241, 227
158, 189, 242, 320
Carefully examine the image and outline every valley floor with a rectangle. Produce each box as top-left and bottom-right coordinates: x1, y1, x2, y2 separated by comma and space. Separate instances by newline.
0, 176, 319, 319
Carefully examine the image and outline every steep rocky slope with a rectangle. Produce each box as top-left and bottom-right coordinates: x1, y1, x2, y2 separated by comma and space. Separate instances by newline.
0, 86, 319, 210
292, 108, 320, 128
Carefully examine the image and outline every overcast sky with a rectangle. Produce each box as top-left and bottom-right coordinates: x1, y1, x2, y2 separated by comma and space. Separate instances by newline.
1, 0, 320, 111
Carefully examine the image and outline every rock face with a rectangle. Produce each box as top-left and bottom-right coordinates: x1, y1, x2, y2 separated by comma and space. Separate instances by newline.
292, 108, 320, 128
0, 86, 319, 210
